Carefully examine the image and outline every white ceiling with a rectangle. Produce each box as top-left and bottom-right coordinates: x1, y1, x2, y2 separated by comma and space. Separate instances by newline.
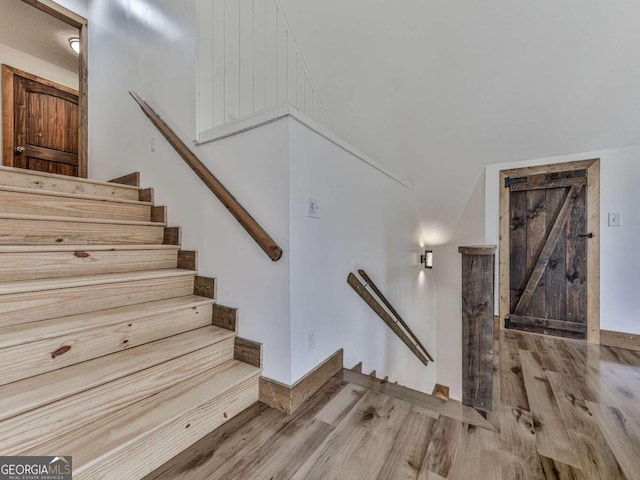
0, 0, 79, 73
279, 0, 640, 242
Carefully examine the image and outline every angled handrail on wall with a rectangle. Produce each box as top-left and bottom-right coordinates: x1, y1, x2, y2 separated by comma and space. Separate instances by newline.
347, 271, 432, 366
357, 269, 434, 362
129, 92, 283, 261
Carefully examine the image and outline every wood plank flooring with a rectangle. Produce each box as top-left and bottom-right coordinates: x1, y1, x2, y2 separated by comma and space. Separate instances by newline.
146, 331, 640, 479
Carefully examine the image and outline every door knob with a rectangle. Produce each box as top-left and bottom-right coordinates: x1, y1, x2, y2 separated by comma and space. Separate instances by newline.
16, 146, 25, 154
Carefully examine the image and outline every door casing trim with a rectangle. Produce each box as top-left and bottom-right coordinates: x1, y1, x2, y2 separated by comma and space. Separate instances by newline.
1, 0, 88, 177
498, 159, 600, 344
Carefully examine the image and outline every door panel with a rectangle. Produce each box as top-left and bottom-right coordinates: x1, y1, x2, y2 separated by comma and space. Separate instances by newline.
507, 170, 589, 339
7, 69, 79, 177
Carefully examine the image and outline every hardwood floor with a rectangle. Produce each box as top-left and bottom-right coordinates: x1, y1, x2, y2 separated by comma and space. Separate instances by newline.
146, 331, 640, 479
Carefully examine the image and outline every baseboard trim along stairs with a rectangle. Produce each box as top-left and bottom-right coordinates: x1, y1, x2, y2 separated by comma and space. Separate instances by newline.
0, 167, 262, 480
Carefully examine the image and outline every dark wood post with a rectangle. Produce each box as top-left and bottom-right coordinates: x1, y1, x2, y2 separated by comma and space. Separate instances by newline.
459, 245, 496, 412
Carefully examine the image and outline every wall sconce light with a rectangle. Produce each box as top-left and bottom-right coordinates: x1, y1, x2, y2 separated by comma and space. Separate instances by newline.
420, 250, 433, 269
69, 37, 80, 55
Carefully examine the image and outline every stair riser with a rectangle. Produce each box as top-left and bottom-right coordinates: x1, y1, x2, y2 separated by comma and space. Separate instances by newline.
0, 219, 164, 245
0, 169, 140, 200
0, 249, 178, 281
0, 303, 213, 385
0, 275, 195, 327
76, 377, 259, 480
2, 340, 236, 455
0, 190, 151, 221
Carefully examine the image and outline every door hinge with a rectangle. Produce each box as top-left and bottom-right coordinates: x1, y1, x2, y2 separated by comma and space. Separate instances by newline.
578, 233, 594, 238
504, 176, 527, 188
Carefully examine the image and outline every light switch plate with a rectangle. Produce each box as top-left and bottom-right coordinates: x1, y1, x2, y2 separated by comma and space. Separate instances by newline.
608, 212, 621, 227
307, 198, 320, 219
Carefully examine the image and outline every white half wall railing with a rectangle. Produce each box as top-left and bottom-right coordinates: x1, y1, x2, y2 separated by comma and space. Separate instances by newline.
196, 0, 331, 143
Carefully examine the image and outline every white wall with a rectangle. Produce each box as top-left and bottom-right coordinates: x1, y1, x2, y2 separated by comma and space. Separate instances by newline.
82, 0, 292, 384
0, 42, 78, 145
196, 0, 330, 138
78, 0, 436, 390
288, 116, 435, 390
485, 145, 640, 336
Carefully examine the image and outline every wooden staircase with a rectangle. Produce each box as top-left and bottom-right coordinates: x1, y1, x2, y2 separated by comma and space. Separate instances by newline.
0, 166, 262, 479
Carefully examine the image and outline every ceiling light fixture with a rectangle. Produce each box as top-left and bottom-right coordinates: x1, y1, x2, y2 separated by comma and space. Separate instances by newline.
69, 37, 80, 55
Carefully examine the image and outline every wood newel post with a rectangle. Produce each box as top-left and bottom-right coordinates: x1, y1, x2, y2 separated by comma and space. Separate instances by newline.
459, 245, 496, 412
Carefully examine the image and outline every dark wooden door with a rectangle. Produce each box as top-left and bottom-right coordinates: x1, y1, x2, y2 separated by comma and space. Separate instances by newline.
9, 71, 79, 176
507, 170, 588, 339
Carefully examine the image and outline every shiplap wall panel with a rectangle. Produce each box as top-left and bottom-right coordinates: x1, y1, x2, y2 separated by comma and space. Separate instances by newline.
212, 0, 226, 127
239, 0, 254, 117
224, 0, 240, 122
253, 0, 267, 112
196, 0, 331, 136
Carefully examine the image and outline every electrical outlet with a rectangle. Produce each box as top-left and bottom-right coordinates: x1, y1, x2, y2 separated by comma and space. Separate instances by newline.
608, 212, 621, 227
307, 330, 315, 352
307, 198, 320, 219
150, 137, 156, 152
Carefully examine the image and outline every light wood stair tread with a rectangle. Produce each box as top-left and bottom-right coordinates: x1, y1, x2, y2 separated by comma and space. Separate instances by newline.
0, 336, 236, 454
0, 295, 215, 349
0, 212, 165, 226
0, 326, 235, 423
0, 166, 140, 191
0, 268, 196, 295
24, 360, 261, 477
0, 184, 153, 206
0, 244, 180, 253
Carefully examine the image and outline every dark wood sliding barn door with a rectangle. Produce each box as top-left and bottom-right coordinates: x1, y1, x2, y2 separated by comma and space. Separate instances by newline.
507, 170, 589, 339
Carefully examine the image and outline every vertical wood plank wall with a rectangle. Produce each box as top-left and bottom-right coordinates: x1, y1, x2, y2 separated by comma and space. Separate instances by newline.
459, 245, 496, 412
196, 0, 331, 137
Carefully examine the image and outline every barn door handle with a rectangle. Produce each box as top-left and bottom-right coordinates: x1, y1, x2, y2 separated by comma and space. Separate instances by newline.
578, 233, 594, 238
15, 146, 25, 154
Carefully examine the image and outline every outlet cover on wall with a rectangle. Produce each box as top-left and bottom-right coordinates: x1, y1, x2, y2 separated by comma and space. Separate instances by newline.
307, 198, 320, 219
608, 212, 621, 227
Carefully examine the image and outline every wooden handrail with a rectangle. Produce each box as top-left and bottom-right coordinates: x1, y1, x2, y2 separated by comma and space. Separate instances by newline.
347, 272, 430, 366
358, 269, 434, 362
129, 92, 283, 261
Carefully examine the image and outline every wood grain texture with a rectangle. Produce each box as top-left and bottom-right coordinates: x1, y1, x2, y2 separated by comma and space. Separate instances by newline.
0, 188, 151, 221
194, 276, 217, 299
139, 187, 154, 203
0, 215, 165, 245
177, 250, 197, 270
0, 165, 140, 200
0, 270, 195, 327
460, 250, 495, 411
147, 330, 640, 480
234, 337, 262, 367
0, 327, 233, 423
212, 304, 238, 331
499, 159, 600, 340
28, 361, 261, 480
130, 92, 283, 261
519, 350, 580, 467
601, 330, 640, 352
151, 205, 167, 223
163, 226, 182, 245
0, 339, 234, 454
260, 349, 343, 413
348, 272, 429, 365
109, 172, 140, 187
0, 245, 178, 281
351, 361, 363, 373
0, 301, 214, 385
